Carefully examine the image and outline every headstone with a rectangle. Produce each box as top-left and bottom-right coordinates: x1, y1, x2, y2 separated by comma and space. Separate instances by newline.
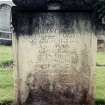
0, 1, 14, 33
0, 4, 11, 32
12, 1, 97, 105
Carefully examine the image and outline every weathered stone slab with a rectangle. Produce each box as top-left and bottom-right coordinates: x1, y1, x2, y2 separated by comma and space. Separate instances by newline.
12, 7, 96, 105
0, 4, 11, 32
12, 0, 98, 10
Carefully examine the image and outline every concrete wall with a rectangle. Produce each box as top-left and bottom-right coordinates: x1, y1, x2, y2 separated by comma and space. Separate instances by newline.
12, 8, 97, 105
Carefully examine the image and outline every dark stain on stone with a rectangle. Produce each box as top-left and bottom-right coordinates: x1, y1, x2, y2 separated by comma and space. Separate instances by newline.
23, 73, 94, 105
23, 87, 94, 105
13, 0, 97, 11
12, 7, 95, 37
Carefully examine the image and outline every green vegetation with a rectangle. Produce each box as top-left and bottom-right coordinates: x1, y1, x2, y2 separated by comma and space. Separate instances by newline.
0, 45, 13, 69
0, 45, 14, 104
0, 45, 105, 104
0, 70, 14, 104
96, 67, 105, 104
96, 52, 105, 104
96, 52, 105, 65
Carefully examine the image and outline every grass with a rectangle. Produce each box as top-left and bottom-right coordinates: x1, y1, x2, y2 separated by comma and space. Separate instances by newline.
0, 70, 14, 104
96, 67, 105, 104
96, 52, 105, 66
0, 45, 105, 104
96, 52, 105, 101
0, 45, 14, 104
0, 45, 13, 64
96, 52, 105, 104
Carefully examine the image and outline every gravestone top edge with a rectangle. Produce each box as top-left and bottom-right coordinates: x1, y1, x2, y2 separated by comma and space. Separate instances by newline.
12, 6, 93, 12
12, 0, 98, 11
0, 1, 15, 7
12, 6, 96, 37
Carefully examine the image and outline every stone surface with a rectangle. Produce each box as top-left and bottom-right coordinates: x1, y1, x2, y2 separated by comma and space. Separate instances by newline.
96, 23, 105, 52
0, 4, 11, 32
12, 0, 98, 10
0, 38, 12, 46
12, 8, 96, 105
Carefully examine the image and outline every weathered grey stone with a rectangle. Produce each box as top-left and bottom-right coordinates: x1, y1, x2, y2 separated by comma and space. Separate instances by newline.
0, 32, 12, 39
12, 7, 96, 105
12, 0, 97, 10
0, 38, 12, 46
13, 0, 47, 10
0, 4, 11, 32
0, 1, 14, 33
0, 1, 14, 7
